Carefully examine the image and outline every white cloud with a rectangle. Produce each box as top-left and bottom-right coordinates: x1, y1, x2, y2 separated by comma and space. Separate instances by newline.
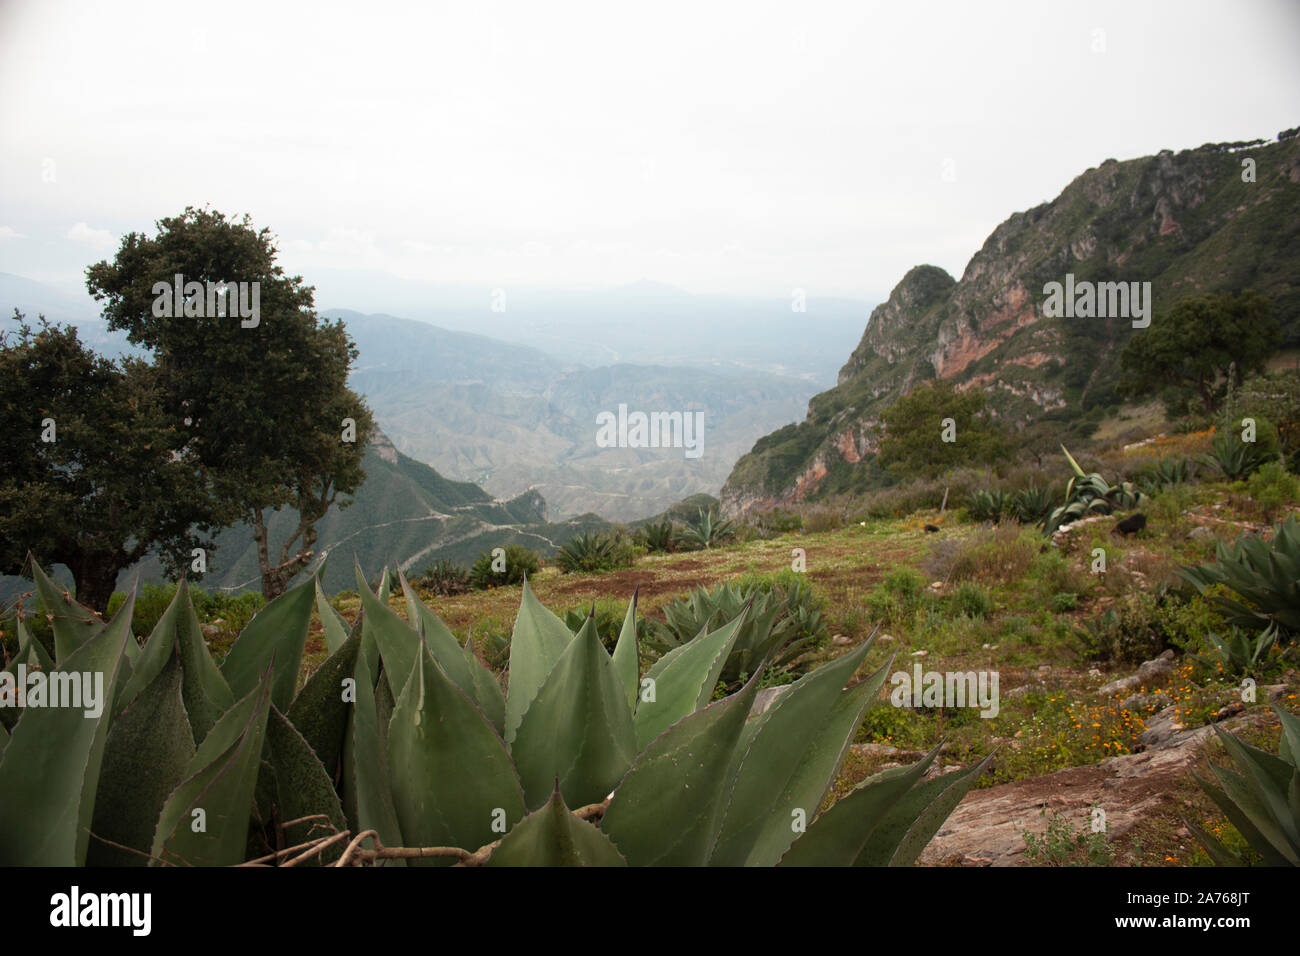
0, 226, 23, 241
66, 221, 116, 251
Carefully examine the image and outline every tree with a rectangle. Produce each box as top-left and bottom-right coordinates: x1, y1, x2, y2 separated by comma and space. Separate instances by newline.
875, 379, 1008, 480
85, 208, 375, 600
0, 314, 218, 613
1119, 291, 1279, 413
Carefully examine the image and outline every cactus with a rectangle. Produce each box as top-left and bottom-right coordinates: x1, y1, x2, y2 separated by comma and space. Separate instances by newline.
0, 560, 988, 866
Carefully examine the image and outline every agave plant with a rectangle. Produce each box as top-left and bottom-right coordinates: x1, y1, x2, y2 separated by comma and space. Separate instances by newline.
1137, 457, 1190, 496
1044, 445, 1146, 535
412, 559, 471, 596
646, 579, 827, 688
967, 489, 1012, 524
1186, 705, 1300, 866
678, 507, 736, 549
638, 519, 677, 554
1012, 482, 1054, 525
554, 532, 634, 574
1201, 430, 1273, 480
0, 559, 987, 867
1177, 515, 1300, 637
1191, 625, 1283, 677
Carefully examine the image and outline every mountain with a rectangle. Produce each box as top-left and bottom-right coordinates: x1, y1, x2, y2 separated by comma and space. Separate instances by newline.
721, 128, 1300, 515
336, 310, 815, 521
313, 272, 869, 383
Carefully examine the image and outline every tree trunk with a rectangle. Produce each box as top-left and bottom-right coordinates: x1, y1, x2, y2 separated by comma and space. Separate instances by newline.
69, 556, 119, 618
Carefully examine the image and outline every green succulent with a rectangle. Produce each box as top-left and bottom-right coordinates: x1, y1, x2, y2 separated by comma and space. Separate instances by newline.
678, 507, 736, 549
646, 578, 827, 689
0, 559, 988, 867
1044, 445, 1146, 535
1178, 514, 1300, 636
554, 532, 634, 574
1186, 705, 1300, 866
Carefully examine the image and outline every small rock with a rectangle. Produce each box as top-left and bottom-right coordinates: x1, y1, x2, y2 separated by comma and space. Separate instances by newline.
1137, 657, 1175, 687
1036, 664, 1051, 676
1188, 526, 1216, 542
1119, 691, 1171, 712
831, 634, 852, 646
911, 649, 928, 657
879, 634, 894, 642
200, 623, 220, 639
1135, 705, 1188, 750
1100, 674, 1143, 696
929, 581, 943, 590
1214, 702, 1244, 721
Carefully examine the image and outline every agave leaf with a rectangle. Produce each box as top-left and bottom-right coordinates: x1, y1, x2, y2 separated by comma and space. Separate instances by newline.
220, 576, 315, 712
460, 636, 507, 737
504, 575, 575, 745
610, 589, 640, 710
286, 619, 362, 782
341, 631, 404, 862
634, 607, 747, 750
356, 564, 421, 700
863, 751, 995, 865
1061, 444, 1086, 480
377, 566, 392, 605
1192, 769, 1291, 867
486, 789, 627, 867
266, 706, 348, 864
0, 610, 131, 865
512, 615, 638, 810
151, 668, 274, 867
397, 568, 504, 732
88, 649, 195, 866
1209, 727, 1299, 861
777, 746, 940, 866
1183, 814, 1244, 867
388, 643, 526, 861
115, 579, 189, 715
315, 578, 350, 655
1276, 705, 1300, 768
0, 721, 7, 751
31, 559, 101, 662
15, 617, 54, 672
602, 670, 763, 866
711, 641, 890, 866
175, 579, 235, 746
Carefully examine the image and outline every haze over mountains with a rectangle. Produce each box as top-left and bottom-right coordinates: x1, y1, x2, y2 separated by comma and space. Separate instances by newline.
1, 272, 863, 523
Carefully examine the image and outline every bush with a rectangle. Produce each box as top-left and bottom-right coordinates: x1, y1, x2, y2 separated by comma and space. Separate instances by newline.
949, 582, 992, 618
469, 544, 541, 589
754, 509, 802, 536
1076, 589, 1220, 665
1245, 461, 1300, 517
801, 507, 843, 534
104, 582, 265, 639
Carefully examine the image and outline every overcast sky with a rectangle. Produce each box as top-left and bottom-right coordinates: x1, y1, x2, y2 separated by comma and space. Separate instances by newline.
1, 0, 1298, 303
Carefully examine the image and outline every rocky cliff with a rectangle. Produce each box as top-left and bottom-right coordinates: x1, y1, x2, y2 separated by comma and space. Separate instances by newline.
721, 128, 1300, 515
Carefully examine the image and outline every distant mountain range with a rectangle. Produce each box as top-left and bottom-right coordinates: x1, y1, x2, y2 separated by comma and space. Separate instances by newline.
721, 128, 1300, 514
335, 309, 815, 520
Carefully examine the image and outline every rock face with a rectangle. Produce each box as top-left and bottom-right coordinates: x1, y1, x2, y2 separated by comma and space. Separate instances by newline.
721, 131, 1300, 516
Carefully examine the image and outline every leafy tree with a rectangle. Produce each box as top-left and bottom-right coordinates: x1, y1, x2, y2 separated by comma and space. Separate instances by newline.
85, 207, 375, 600
0, 314, 218, 612
1238, 367, 1300, 470
875, 379, 1008, 479
1119, 291, 1279, 413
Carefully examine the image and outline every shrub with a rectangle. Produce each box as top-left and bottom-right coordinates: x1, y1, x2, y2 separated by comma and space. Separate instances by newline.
1076, 589, 1220, 665
1244, 461, 1300, 518
754, 509, 803, 536
949, 582, 992, 618
469, 544, 541, 589
801, 507, 844, 534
